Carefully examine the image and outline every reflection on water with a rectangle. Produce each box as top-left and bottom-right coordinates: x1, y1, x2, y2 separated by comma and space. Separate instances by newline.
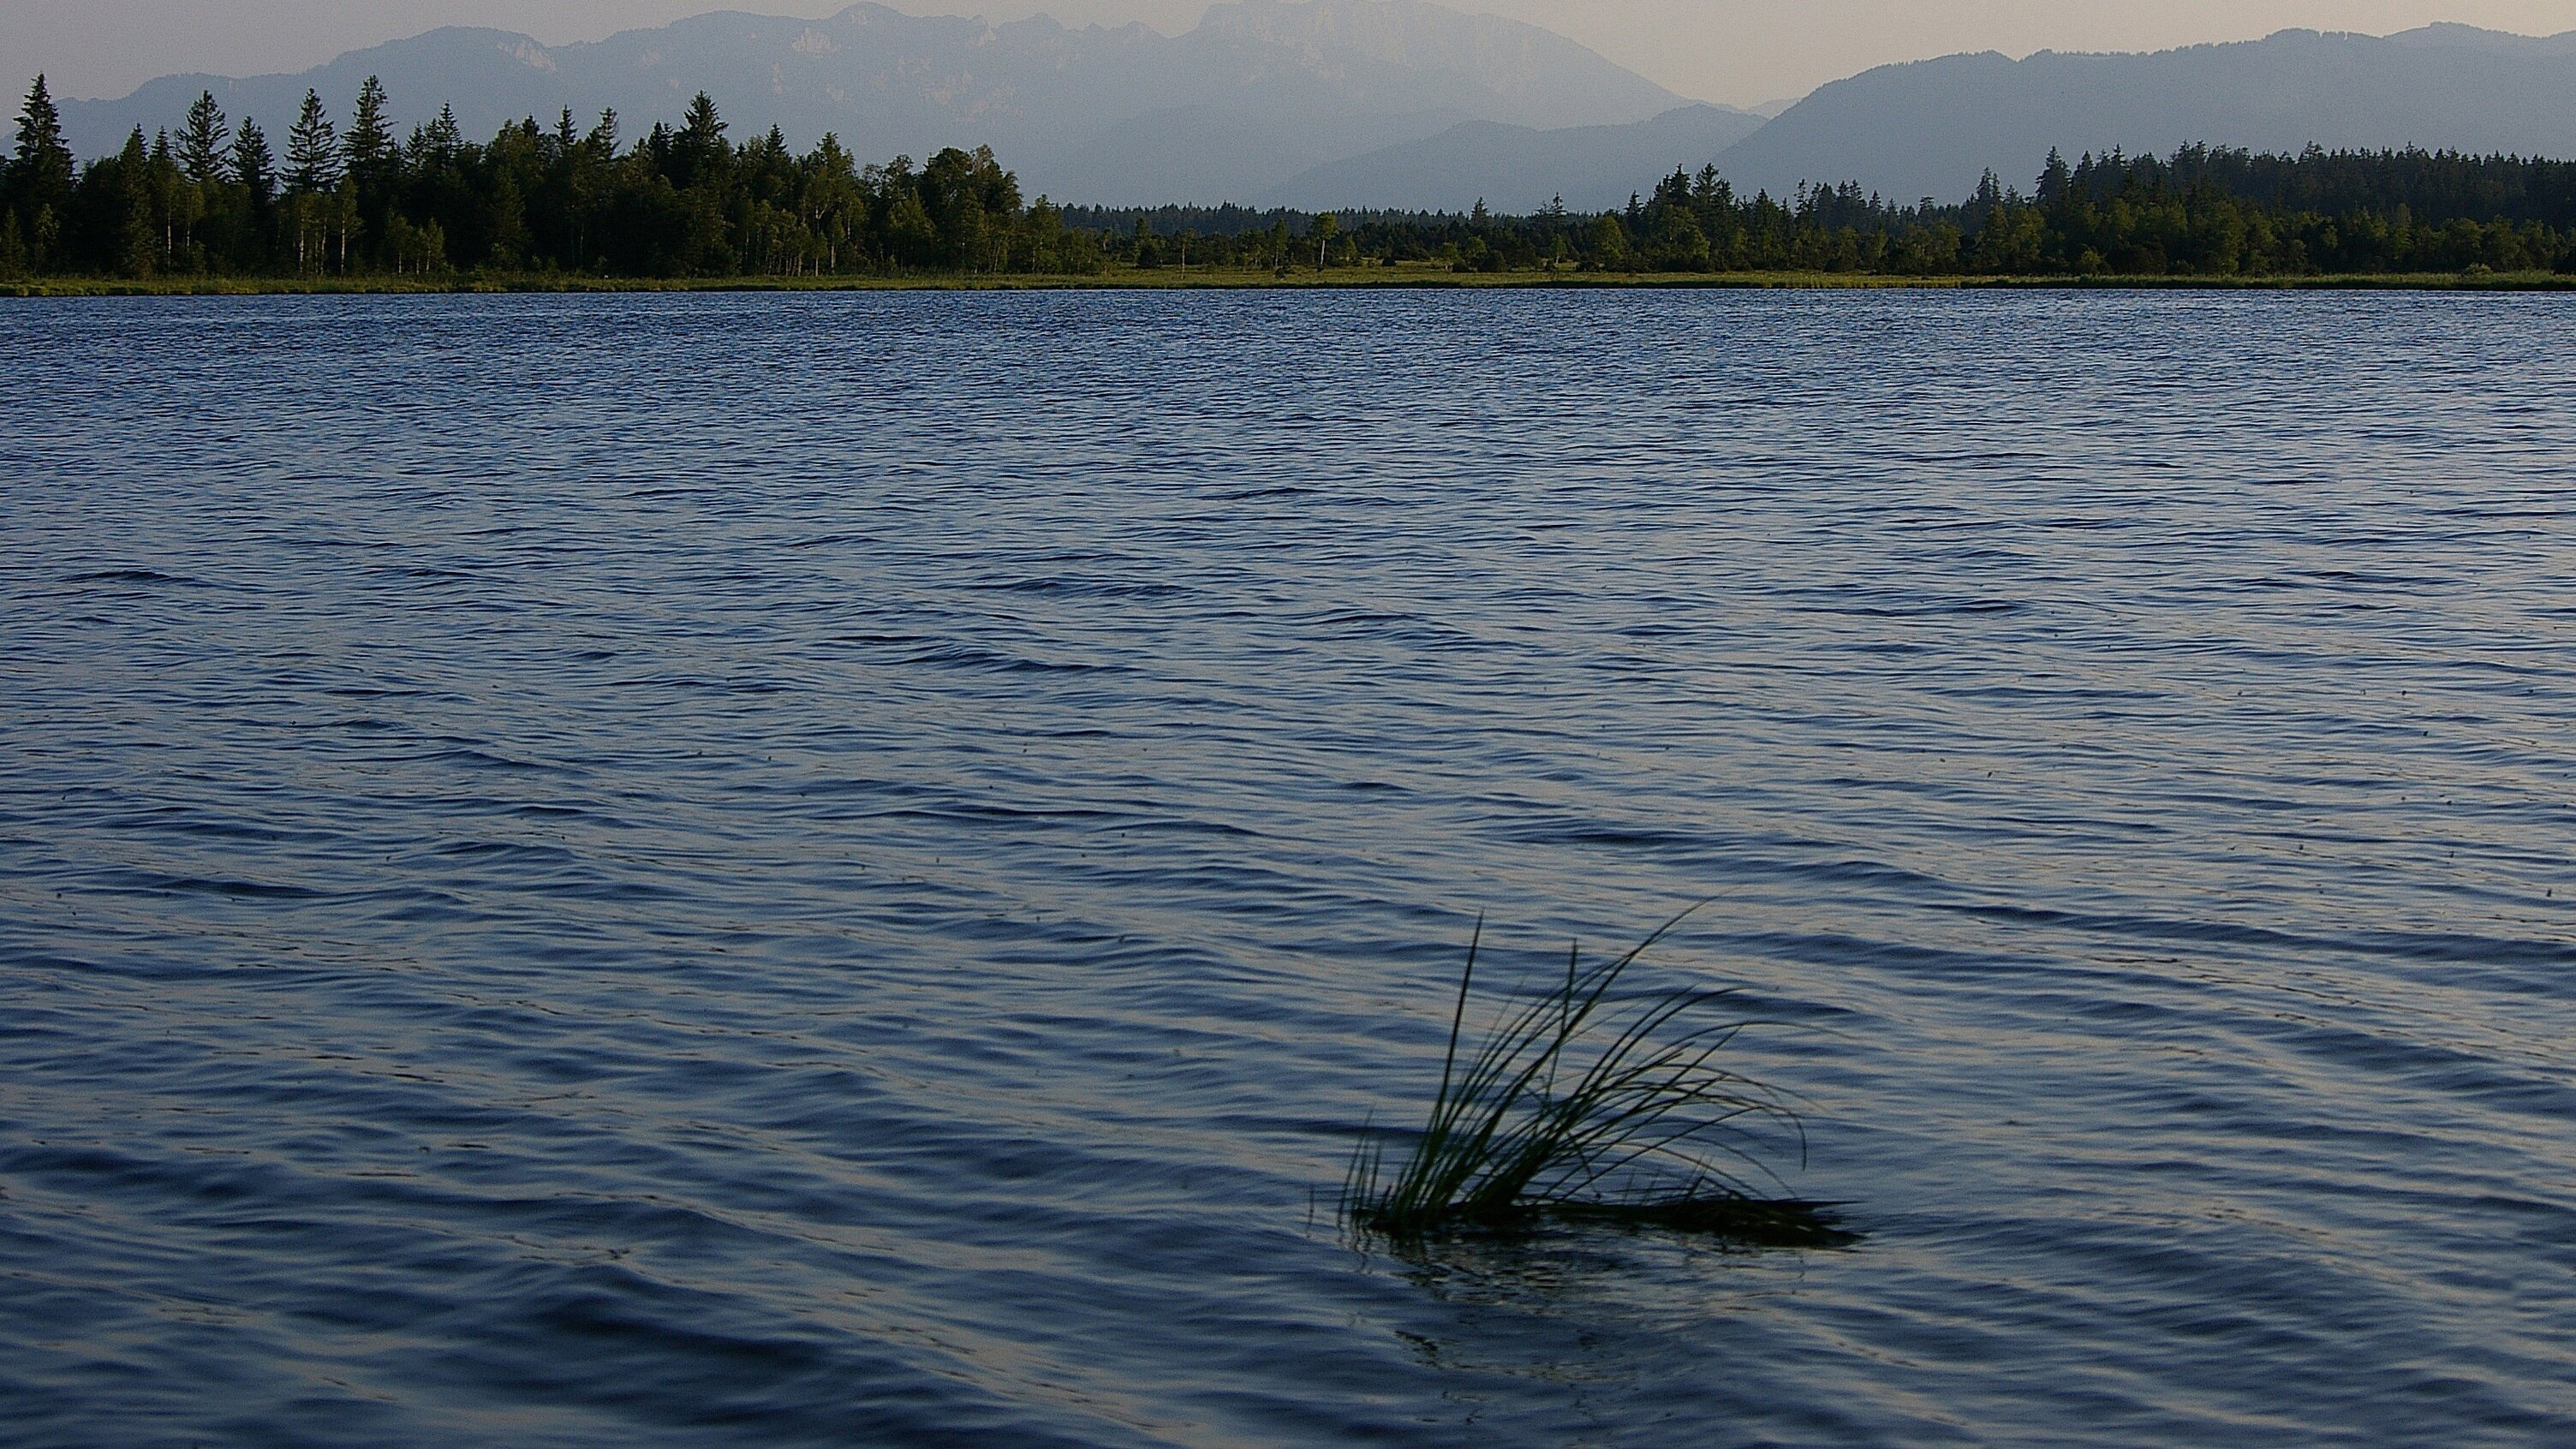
3, 289, 2573, 1446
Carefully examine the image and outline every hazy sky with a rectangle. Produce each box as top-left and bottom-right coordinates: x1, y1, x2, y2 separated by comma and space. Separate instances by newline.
4, 0, 2573, 106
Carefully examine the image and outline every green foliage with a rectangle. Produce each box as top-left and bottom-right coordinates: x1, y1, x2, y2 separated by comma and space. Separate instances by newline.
15, 70, 2576, 283
286, 90, 341, 194
15, 81, 1114, 279
345, 78, 394, 180
63, 128, 161, 277
230, 119, 272, 200
1345, 910, 1849, 1247
178, 92, 229, 185
7, 74, 75, 269
9, 75, 74, 208
1079, 145, 2576, 280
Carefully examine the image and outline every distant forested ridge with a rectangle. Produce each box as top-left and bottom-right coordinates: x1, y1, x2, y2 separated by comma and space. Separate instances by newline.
7, 75, 2576, 282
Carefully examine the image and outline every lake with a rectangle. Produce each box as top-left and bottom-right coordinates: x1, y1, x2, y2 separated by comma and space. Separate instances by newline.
3, 289, 2573, 1446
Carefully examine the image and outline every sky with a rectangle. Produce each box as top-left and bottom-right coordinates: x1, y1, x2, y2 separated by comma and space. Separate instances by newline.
4, 0, 2574, 107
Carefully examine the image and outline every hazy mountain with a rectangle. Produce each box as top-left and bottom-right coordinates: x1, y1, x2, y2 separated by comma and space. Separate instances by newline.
1270, 104, 1765, 212
57, 0, 1689, 204
1712, 25, 2576, 206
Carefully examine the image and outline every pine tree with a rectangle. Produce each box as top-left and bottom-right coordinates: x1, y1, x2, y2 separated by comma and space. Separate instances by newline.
2039, 148, 2071, 207
9, 75, 75, 219
344, 77, 393, 178
110, 127, 158, 276
232, 117, 273, 199
683, 92, 726, 144
179, 92, 230, 184
283, 91, 340, 271
673, 92, 727, 188
287, 89, 340, 193
227, 117, 275, 270
417, 104, 462, 165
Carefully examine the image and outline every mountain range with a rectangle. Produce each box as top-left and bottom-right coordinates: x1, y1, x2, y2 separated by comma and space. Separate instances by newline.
54, 0, 1690, 206
48, 3, 2576, 211
1721, 24, 2576, 203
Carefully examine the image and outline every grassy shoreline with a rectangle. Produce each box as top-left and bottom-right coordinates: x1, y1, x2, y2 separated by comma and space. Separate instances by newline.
6, 264, 2570, 297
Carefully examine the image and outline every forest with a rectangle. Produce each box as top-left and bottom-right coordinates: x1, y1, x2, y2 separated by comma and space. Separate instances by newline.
7, 73, 2576, 283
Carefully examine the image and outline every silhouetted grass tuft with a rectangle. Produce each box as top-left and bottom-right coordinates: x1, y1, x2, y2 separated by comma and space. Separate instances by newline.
1345, 908, 1853, 1248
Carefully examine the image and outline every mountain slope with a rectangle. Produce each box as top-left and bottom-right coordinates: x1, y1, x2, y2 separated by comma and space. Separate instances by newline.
56, 0, 1687, 205
1713, 26, 2576, 205
1270, 104, 1766, 212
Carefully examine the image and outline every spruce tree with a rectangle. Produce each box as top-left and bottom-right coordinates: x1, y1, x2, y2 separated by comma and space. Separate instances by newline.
344, 77, 392, 179
229, 117, 275, 270
414, 104, 462, 166
232, 117, 273, 200
672, 92, 726, 188
110, 127, 157, 276
179, 92, 230, 184
287, 89, 339, 193
9, 75, 75, 220
2039, 148, 2071, 207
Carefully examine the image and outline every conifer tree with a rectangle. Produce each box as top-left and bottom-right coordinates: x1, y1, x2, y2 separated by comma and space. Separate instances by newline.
224, 116, 276, 270
416, 104, 462, 165
232, 117, 273, 200
9, 75, 75, 223
672, 92, 727, 188
179, 92, 230, 184
106, 127, 157, 275
282, 90, 340, 271
287, 90, 340, 193
344, 77, 393, 178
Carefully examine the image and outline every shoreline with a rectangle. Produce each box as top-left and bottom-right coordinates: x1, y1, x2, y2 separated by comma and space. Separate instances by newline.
6, 265, 2570, 297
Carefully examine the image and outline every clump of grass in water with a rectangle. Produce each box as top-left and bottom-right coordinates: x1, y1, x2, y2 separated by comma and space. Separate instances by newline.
1345, 909, 1854, 1249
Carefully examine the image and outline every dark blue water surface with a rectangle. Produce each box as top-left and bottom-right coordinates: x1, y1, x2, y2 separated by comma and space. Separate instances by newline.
4, 289, 2574, 1446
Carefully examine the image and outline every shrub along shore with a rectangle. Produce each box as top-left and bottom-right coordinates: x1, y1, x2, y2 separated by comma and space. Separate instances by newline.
8, 73, 2576, 290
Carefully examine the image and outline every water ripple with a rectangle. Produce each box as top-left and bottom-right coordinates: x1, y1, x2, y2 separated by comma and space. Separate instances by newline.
3, 289, 2574, 1446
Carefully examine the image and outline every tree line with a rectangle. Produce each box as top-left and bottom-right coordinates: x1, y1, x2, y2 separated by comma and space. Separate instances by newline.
0, 75, 1103, 279
7, 72, 2576, 281
1093, 149, 2576, 277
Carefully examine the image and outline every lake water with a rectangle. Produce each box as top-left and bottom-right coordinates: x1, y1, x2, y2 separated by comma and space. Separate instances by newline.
4, 289, 2574, 1446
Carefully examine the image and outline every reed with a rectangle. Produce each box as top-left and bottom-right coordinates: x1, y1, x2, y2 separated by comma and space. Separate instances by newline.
1345, 909, 1852, 1247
